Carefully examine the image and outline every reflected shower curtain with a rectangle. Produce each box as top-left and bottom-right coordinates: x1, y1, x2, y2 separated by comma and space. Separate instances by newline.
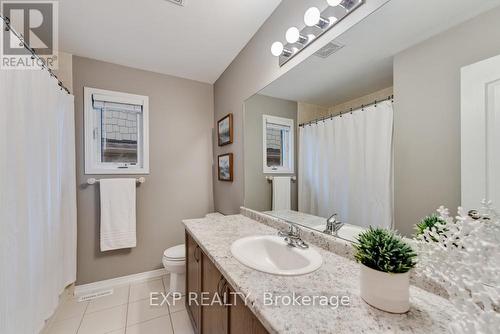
0, 69, 77, 334
298, 101, 393, 229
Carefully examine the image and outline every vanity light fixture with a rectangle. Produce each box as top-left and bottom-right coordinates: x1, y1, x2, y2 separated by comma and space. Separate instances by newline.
270, 0, 364, 66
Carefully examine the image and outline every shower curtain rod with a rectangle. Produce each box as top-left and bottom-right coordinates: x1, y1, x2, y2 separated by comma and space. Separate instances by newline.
299, 95, 394, 127
0, 15, 71, 95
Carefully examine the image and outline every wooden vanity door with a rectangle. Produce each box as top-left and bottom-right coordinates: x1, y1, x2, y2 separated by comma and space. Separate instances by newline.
228, 286, 252, 334
186, 233, 202, 334
227, 286, 269, 334
201, 251, 228, 334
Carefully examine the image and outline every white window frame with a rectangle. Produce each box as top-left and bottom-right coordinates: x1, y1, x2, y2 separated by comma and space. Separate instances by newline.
262, 115, 294, 174
84, 87, 150, 175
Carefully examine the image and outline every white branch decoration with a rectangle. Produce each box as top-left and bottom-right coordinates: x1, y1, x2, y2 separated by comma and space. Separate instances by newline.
413, 200, 500, 334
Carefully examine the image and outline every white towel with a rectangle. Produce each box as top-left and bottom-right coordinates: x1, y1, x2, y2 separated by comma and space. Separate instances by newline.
272, 176, 291, 211
100, 178, 137, 251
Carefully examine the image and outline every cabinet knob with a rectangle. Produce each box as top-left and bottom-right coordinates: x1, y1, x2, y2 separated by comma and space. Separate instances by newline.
222, 280, 229, 306
217, 276, 225, 296
217, 276, 230, 305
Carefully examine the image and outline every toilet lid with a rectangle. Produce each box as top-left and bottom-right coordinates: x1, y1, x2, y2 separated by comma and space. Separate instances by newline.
164, 244, 185, 260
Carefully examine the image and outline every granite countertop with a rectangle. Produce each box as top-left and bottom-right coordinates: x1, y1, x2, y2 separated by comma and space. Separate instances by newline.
183, 214, 453, 334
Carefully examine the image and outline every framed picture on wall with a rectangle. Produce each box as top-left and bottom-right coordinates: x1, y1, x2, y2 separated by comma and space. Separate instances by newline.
217, 113, 233, 146
218, 153, 233, 182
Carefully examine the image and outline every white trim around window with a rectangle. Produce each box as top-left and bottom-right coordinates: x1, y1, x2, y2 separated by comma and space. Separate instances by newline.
84, 87, 150, 175
262, 114, 294, 174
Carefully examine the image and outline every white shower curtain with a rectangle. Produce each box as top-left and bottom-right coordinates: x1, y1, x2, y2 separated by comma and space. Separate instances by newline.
0, 69, 77, 334
298, 100, 393, 229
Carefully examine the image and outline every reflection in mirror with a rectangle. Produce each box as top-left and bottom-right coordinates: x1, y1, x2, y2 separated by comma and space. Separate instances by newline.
244, 90, 393, 243
243, 0, 500, 244
244, 95, 298, 212
263, 115, 294, 173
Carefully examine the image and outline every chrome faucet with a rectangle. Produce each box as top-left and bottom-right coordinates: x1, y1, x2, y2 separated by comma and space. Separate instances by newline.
324, 214, 344, 236
278, 224, 309, 249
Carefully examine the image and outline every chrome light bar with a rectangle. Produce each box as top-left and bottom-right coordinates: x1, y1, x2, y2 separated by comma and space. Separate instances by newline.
271, 0, 364, 67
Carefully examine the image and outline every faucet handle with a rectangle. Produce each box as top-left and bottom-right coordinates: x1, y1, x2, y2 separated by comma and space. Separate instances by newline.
288, 224, 300, 236
327, 213, 338, 222
296, 239, 309, 249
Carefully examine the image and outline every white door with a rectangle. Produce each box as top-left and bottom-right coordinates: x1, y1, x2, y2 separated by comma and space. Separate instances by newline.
461, 54, 500, 212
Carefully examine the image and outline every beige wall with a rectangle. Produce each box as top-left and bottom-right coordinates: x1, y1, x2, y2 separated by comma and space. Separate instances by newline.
393, 7, 500, 236
213, 0, 389, 214
244, 94, 298, 211
297, 102, 329, 125
73, 56, 214, 284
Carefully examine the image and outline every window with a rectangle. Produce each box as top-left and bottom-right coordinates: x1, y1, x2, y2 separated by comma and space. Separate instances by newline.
84, 87, 149, 174
263, 115, 294, 173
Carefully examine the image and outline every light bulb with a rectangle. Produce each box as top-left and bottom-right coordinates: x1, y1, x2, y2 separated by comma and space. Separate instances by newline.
285, 27, 309, 45
286, 27, 300, 44
304, 7, 321, 27
328, 16, 338, 24
327, 0, 343, 6
271, 41, 284, 57
304, 7, 330, 29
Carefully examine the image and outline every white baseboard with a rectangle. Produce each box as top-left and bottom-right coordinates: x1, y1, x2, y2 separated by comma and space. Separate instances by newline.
74, 268, 166, 296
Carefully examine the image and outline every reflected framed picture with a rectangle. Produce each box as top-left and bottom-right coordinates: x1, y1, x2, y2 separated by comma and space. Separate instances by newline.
217, 113, 233, 146
218, 153, 233, 182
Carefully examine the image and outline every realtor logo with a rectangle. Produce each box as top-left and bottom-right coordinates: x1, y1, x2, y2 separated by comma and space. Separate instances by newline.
1, 1, 58, 69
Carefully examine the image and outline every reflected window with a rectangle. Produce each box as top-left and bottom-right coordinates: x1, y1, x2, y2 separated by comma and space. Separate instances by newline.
263, 115, 294, 173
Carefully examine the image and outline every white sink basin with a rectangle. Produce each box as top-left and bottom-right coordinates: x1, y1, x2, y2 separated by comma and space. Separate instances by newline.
230, 235, 322, 276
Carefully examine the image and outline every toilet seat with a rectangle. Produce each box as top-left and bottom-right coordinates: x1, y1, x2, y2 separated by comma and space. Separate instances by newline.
163, 244, 185, 261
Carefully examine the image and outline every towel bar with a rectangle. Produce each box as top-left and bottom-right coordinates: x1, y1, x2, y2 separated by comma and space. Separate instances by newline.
87, 177, 146, 185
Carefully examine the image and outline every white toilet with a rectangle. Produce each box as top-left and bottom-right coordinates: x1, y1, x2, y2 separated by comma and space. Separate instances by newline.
162, 244, 186, 294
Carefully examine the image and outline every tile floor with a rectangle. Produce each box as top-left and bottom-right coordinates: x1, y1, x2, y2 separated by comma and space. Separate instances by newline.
42, 275, 194, 334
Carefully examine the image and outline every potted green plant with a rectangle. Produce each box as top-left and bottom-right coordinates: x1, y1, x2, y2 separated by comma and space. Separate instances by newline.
354, 227, 417, 313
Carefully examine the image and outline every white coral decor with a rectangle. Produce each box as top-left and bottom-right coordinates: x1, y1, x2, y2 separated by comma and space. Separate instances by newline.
413, 201, 500, 334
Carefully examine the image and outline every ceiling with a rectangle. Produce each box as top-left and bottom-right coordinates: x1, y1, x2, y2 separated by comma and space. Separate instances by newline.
59, 0, 281, 83
260, 0, 500, 106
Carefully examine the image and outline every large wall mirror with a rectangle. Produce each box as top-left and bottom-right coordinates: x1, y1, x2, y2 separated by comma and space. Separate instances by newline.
243, 1, 500, 243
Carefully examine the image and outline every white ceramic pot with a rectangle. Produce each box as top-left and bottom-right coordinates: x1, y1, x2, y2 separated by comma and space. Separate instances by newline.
360, 264, 410, 313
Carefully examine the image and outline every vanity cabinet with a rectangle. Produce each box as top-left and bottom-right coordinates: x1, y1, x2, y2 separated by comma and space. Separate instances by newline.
185, 230, 269, 334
